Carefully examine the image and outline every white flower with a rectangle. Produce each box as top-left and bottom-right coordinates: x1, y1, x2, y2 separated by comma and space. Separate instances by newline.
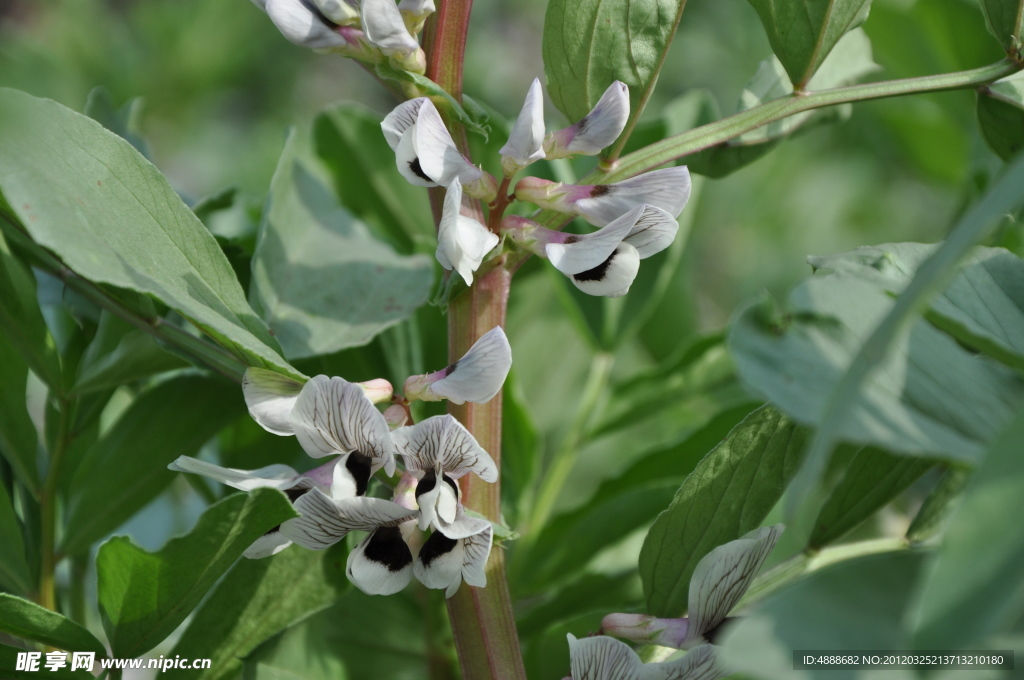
346, 524, 417, 595
242, 370, 396, 476
515, 166, 692, 227
500, 78, 546, 175
601, 525, 785, 649
403, 326, 512, 405
413, 512, 492, 598
167, 456, 336, 559
564, 635, 723, 680
545, 81, 630, 159
382, 98, 497, 199
436, 177, 500, 286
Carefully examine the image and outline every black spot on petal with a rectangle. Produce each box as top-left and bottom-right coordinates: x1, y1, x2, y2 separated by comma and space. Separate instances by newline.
409, 157, 433, 182
445, 360, 459, 377
346, 452, 373, 497
416, 469, 437, 498
419, 531, 458, 567
363, 527, 413, 572
285, 487, 311, 503
590, 184, 611, 197
563, 235, 580, 244
572, 250, 616, 282
702, 617, 738, 645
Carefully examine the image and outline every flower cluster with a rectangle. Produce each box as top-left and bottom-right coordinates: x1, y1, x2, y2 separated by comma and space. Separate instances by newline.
382, 79, 692, 296
169, 327, 512, 598
560, 526, 784, 680
250, 0, 433, 73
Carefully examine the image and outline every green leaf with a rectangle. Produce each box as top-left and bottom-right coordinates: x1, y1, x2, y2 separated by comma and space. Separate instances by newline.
0, 329, 40, 493
313, 104, 435, 254
0, 644, 93, 679
62, 375, 246, 556
251, 130, 433, 360
809, 448, 933, 549
71, 329, 187, 396
542, 0, 686, 125
979, 0, 1024, 52
167, 546, 349, 680
0, 88, 300, 380
0, 229, 61, 391
905, 465, 970, 544
501, 367, 540, 522
730, 274, 1024, 463
810, 242, 1024, 372
979, 72, 1024, 162
97, 488, 297, 659
745, 0, 872, 89
0, 484, 31, 594
721, 551, 926, 679
639, 405, 806, 617
0, 593, 107, 654
911, 410, 1024, 648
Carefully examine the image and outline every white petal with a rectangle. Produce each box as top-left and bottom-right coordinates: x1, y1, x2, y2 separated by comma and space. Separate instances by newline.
659, 645, 725, 680
398, 0, 434, 14
623, 205, 680, 259
413, 531, 464, 594
242, 368, 304, 436
429, 326, 512, 405
686, 524, 783, 642
500, 78, 546, 168
330, 452, 374, 500
456, 521, 491, 590
437, 178, 499, 286
265, 0, 349, 48
361, 0, 419, 54
567, 634, 645, 680
290, 375, 395, 475
347, 527, 414, 595
414, 101, 482, 187
392, 414, 498, 482
569, 242, 640, 298
551, 81, 630, 157
382, 98, 427, 150
314, 0, 360, 24
573, 167, 692, 227
243, 532, 292, 559
281, 489, 416, 550
435, 505, 490, 540
545, 204, 644, 276
168, 457, 300, 491
395, 127, 438, 187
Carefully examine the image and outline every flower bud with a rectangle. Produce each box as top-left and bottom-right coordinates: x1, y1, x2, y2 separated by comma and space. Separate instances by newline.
600, 613, 690, 649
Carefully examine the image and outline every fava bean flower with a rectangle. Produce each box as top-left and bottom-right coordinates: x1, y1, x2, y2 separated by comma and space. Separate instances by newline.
404, 326, 512, 404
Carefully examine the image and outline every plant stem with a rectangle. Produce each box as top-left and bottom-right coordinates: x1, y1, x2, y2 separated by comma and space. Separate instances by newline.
38, 398, 70, 612
524, 352, 613, 539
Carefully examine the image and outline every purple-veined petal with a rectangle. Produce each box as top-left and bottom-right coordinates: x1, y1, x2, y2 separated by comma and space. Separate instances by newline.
241, 368, 304, 436
546, 81, 629, 158
243, 531, 292, 559
290, 375, 395, 475
361, 0, 419, 54
392, 414, 498, 482
281, 489, 416, 550
347, 526, 414, 595
570, 166, 691, 227
266, 0, 350, 49
569, 242, 640, 298
436, 177, 499, 286
500, 78, 546, 172
421, 326, 512, 405
545, 204, 644, 276
382, 98, 428, 150
623, 205, 681, 259
567, 634, 645, 680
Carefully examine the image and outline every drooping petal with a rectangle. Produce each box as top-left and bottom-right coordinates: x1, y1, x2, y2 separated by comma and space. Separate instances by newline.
243, 531, 293, 560
545, 204, 645, 276
436, 177, 499, 286
392, 414, 498, 482
686, 524, 783, 642
414, 101, 483, 187
382, 98, 427, 150
347, 526, 414, 595
414, 466, 460, 531
168, 457, 301, 491
413, 521, 491, 598
416, 326, 512, 405
567, 167, 692, 227
290, 375, 395, 475
361, 0, 419, 55
265, 0, 350, 49
545, 81, 630, 159
623, 205, 680, 259
242, 368, 304, 436
500, 78, 546, 173
281, 489, 416, 550
569, 242, 640, 298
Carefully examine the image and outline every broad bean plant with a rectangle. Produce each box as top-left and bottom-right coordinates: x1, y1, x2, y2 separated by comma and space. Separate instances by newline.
0, 0, 1023, 678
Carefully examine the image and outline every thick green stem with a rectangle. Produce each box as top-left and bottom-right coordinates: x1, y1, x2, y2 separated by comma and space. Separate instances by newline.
38, 399, 70, 612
